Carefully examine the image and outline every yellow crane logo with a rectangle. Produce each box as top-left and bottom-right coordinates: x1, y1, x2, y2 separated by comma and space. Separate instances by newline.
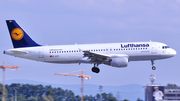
11, 28, 24, 40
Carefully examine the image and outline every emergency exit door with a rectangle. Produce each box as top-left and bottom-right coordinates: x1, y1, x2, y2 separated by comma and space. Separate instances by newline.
38, 48, 44, 58
151, 43, 157, 54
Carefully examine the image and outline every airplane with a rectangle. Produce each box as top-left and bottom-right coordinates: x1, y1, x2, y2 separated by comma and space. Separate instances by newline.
4, 20, 177, 73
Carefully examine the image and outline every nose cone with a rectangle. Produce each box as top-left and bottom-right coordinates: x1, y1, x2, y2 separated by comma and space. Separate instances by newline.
171, 49, 177, 56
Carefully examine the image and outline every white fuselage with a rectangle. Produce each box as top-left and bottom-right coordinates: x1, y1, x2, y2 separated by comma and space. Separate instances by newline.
4, 41, 176, 64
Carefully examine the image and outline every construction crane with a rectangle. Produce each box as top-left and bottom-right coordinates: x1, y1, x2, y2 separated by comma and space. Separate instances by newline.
55, 70, 90, 101
0, 61, 20, 101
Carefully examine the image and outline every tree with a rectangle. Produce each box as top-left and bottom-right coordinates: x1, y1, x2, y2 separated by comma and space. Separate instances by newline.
0, 83, 8, 101
41, 96, 51, 101
137, 98, 143, 101
122, 99, 129, 101
47, 95, 54, 101
167, 83, 177, 87
108, 97, 117, 101
17, 94, 26, 101
3, 83, 118, 101
75, 95, 81, 101
96, 93, 101, 100
27, 96, 38, 101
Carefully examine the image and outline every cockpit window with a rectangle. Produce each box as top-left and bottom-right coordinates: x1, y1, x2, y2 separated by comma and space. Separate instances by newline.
162, 46, 170, 49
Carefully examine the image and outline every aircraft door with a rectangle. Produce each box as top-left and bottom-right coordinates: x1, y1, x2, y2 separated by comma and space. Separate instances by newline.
38, 48, 44, 58
151, 43, 157, 54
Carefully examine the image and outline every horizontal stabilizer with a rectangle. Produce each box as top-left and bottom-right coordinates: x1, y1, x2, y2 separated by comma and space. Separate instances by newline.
9, 49, 29, 54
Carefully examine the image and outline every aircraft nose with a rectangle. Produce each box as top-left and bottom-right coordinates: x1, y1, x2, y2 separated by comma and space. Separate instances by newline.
171, 49, 177, 56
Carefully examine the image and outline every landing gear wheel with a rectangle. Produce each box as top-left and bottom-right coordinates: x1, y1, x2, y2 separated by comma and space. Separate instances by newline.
152, 66, 156, 70
95, 68, 100, 73
91, 67, 100, 73
92, 67, 96, 72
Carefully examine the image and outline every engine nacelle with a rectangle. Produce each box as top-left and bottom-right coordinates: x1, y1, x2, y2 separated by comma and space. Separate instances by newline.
110, 57, 128, 67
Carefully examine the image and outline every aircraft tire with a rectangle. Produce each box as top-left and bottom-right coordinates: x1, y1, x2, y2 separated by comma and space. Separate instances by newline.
92, 67, 96, 72
152, 66, 156, 70
92, 67, 100, 73
95, 68, 100, 73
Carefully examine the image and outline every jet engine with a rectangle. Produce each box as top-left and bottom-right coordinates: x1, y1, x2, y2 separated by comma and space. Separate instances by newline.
104, 56, 128, 67
110, 57, 128, 67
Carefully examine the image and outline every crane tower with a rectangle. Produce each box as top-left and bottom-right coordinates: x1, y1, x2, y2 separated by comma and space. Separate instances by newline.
55, 70, 90, 101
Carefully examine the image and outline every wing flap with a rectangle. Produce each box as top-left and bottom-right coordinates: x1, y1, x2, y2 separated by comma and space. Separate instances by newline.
82, 50, 129, 63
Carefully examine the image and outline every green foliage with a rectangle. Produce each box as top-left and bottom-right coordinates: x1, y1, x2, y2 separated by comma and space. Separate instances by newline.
1, 83, 121, 101
95, 92, 117, 101
167, 83, 177, 87
122, 99, 129, 101
0, 83, 8, 101
137, 98, 143, 101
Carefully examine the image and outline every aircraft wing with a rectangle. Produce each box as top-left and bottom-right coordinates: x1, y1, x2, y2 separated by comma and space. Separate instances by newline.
83, 50, 111, 62
83, 50, 129, 62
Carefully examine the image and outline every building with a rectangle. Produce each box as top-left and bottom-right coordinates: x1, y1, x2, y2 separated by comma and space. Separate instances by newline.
145, 84, 164, 101
163, 86, 180, 101
145, 85, 180, 101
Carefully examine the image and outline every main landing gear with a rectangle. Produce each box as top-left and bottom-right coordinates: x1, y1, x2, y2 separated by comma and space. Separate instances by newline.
92, 64, 100, 73
151, 60, 156, 70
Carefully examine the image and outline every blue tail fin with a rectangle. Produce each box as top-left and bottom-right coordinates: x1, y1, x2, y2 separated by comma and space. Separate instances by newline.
6, 20, 41, 48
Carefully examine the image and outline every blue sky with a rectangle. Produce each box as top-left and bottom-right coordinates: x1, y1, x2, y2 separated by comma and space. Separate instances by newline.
0, 0, 180, 86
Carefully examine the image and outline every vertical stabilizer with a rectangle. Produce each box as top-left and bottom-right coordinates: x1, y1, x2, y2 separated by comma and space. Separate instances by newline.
6, 20, 40, 48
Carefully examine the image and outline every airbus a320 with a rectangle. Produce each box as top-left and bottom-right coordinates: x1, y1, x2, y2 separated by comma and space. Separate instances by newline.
4, 20, 177, 73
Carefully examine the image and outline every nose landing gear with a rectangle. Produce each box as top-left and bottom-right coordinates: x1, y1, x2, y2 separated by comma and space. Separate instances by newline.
151, 60, 156, 70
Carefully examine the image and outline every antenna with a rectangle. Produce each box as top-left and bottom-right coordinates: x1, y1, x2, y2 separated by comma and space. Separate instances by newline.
150, 75, 155, 85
